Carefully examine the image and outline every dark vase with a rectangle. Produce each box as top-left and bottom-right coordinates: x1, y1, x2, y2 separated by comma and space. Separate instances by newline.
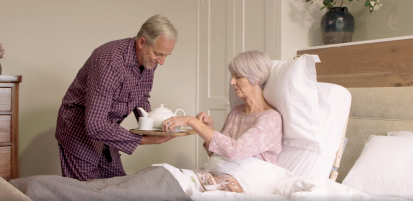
320, 7, 355, 45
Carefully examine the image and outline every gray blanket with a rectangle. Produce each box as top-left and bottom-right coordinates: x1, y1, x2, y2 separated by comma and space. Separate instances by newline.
9, 166, 192, 201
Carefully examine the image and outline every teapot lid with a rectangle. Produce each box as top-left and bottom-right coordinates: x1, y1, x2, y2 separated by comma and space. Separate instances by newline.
151, 104, 173, 113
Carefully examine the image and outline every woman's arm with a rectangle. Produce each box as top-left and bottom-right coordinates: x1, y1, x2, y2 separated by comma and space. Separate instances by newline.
203, 141, 214, 157
163, 114, 216, 156
162, 115, 215, 145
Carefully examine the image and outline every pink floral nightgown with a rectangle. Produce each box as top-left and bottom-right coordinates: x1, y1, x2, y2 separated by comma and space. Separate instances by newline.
207, 105, 283, 165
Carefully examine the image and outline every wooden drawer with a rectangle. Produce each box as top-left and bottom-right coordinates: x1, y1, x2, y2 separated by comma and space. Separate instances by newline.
0, 76, 21, 181
0, 88, 11, 111
0, 115, 11, 143
0, 146, 11, 181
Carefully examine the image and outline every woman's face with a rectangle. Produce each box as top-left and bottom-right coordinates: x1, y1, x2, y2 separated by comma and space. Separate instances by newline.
230, 72, 254, 98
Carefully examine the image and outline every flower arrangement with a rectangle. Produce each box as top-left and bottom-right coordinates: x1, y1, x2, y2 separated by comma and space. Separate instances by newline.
0, 43, 3, 74
306, 0, 383, 13
0, 44, 4, 59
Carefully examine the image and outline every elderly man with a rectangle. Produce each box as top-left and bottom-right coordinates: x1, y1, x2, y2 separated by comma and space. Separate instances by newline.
55, 14, 178, 181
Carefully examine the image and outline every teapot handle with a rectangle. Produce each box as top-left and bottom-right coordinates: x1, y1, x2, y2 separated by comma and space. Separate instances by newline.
175, 109, 185, 116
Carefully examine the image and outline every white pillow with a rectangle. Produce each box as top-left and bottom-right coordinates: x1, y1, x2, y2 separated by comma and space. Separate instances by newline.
277, 83, 351, 178
342, 136, 413, 199
269, 56, 323, 151
387, 131, 413, 137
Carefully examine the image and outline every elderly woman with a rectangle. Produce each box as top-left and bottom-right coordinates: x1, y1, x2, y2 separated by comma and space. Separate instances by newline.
163, 50, 282, 165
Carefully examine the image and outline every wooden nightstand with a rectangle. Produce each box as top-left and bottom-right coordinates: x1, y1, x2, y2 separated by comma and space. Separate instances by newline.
0, 75, 22, 181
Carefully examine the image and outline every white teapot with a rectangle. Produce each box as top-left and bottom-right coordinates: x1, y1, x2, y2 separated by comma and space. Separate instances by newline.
138, 104, 185, 129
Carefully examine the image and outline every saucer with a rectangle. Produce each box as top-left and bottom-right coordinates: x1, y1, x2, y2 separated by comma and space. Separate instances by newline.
129, 128, 196, 137
134, 128, 161, 131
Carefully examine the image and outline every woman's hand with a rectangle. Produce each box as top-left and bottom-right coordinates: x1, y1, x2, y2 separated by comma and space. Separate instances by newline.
196, 112, 214, 129
163, 114, 215, 144
162, 116, 194, 132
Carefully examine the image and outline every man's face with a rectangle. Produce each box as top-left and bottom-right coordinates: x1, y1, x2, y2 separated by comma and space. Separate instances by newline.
137, 34, 175, 69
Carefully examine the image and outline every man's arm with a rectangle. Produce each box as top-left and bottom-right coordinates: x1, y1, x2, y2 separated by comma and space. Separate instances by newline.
140, 135, 175, 144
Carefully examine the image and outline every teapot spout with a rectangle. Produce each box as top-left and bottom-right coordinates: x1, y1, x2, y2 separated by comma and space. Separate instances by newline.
137, 107, 149, 117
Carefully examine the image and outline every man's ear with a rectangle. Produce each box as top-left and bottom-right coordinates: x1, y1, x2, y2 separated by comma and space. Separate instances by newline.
137, 37, 146, 49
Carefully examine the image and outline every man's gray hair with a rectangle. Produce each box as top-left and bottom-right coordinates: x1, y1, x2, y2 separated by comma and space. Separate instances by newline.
228, 50, 272, 89
137, 14, 178, 45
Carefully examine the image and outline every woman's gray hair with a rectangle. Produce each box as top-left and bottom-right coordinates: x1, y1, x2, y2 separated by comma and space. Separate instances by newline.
228, 50, 272, 89
136, 14, 178, 45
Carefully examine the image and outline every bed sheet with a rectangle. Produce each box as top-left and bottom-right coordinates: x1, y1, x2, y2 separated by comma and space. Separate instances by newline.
158, 154, 408, 201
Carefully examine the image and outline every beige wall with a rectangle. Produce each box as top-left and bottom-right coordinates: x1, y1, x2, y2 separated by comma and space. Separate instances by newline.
346, 0, 413, 42
279, 0, 324, 60
0, 0, 198, 177
281, 0, 413, 59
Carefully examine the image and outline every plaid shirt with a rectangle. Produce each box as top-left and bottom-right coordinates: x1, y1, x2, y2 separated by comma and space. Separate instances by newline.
55, 38, 155, 164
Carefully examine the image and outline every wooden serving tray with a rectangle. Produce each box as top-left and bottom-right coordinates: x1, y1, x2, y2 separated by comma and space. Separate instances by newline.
129, 129, 197, 137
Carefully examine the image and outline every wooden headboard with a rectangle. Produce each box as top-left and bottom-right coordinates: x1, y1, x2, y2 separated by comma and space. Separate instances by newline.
297, 36, 413, 183
297, 36, 413, 88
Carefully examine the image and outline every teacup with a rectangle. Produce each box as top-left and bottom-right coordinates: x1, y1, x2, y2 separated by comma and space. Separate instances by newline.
138, 117, 154, 130
172, 126, 182, 132
163, 121, 183, 132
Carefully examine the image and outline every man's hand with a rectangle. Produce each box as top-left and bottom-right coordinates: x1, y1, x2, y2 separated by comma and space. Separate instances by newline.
140, 135, 175, 145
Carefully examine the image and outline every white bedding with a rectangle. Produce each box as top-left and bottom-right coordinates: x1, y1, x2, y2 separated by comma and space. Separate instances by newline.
0, 177, 32, 201
277, 82, 352, 178
155, 154, 410, 201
